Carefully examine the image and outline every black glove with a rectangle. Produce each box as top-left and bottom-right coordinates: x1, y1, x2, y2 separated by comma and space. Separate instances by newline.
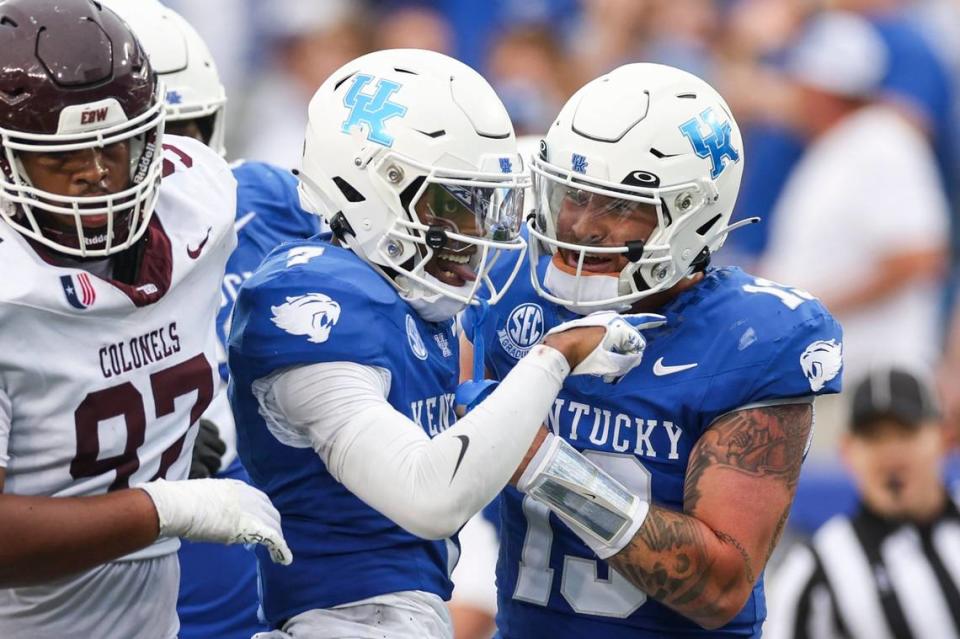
190, 418, 227, 479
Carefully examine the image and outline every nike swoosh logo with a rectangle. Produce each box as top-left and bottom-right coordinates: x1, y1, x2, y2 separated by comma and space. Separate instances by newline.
652, 357, 698, 376
187, 226, 212, 259
450, 435, 470, 485
234, 211, 257, 233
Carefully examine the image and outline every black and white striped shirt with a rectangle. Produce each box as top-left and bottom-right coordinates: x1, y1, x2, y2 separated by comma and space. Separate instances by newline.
765, 495, 960, 639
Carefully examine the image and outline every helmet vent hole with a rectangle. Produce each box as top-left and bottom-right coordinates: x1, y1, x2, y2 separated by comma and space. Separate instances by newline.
677, 93, 697, 99
1, 16, 18, 27
696, 214, 722, 236
649, 147, 667, 159
334, 72, 357, 91
333, 177, 365, 203
1, 86, 26, 99
415, 129, 446, 139
393, 67, 418, 75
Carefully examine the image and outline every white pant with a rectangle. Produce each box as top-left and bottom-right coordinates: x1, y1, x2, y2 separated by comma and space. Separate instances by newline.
253, 590, 453, 639
0, 554, 179, 639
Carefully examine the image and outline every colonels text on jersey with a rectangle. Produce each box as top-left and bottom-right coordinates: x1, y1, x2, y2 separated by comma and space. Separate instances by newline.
0, 137, 236, 558
464, 253, 843, 638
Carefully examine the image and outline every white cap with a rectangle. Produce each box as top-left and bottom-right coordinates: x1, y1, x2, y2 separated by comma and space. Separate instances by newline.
786, 11, 888, 98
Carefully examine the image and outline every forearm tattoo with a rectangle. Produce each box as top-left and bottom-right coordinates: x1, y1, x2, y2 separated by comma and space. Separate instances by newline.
608, 403, 812, 625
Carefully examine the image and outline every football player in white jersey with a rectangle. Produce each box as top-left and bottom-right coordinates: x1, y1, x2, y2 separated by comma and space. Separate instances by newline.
0, 1, 289, 638
97, 2, 326, 637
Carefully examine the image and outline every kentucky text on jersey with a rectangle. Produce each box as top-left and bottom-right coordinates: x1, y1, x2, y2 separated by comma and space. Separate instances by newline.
411, 393, 457, 436
546, 399, 684, 459
99, 322, 181, 379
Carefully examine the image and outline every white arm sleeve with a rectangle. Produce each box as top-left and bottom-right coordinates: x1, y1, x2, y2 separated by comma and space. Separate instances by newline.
254, 344, 569, 539
0, 385, 10, 468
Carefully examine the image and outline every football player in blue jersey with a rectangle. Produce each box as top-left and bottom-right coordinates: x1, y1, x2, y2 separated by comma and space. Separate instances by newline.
228, 49, 662, 639
98, 2, 325, 637
460, 63, 845, 638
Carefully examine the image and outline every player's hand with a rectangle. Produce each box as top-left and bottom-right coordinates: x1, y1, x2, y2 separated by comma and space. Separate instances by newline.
139, 478, 292, 565
189, 419, 226, 479
543, 311, 665, 382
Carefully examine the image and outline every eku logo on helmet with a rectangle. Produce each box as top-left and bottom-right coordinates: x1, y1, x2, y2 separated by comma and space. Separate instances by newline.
678, 107, 740, 179
341, 74, 408, 147
60, 273, 96, 309
497, 303, 544, 359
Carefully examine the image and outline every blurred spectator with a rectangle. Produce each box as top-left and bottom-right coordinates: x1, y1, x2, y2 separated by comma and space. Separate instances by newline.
712, 0, 811, 267
374, 3, 454, 54
641, 0, 722, 79
486, 26, 572, 135
765, 367, 960, 639
568, 0, 650, 77
236, 0, 370, 168
760, 12, 949, 400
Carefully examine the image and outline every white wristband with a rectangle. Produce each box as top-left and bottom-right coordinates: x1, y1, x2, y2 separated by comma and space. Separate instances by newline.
518, 433, 649, 559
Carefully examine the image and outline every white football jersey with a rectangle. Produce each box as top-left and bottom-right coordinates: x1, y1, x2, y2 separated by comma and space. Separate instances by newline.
0, 136, 236, 563
0, 137, 236, 639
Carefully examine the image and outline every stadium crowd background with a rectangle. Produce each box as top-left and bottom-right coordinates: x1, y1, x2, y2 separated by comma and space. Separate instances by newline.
161, 0, 960, 628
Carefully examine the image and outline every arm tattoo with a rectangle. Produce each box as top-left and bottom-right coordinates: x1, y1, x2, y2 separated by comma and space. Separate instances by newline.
684, 403, 812, 514
608, 403, 812, 626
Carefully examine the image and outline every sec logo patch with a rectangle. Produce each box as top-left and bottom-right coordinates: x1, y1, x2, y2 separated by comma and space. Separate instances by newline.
498, 303, 544, 359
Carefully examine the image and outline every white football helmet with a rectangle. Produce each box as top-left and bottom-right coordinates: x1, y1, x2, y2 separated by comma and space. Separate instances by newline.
530, 63, 747, 313
100, 0, 227, 156
298, 49, 529, 319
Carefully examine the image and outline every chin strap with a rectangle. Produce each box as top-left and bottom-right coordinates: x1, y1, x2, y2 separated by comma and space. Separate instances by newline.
455, 299, 499, 411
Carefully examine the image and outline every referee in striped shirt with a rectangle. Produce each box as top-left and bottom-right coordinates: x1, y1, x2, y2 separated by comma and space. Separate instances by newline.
765, 367, 960, 639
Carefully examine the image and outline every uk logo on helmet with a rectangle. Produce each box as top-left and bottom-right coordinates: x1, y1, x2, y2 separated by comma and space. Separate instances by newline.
678, 107, 740, 179
341, 74, 408, 147
60, 273, 96, 309
571, 153, 588, 174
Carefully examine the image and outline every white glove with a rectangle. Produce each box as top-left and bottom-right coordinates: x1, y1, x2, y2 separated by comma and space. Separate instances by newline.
139, 478, 292, 565
545, 311, 665, 383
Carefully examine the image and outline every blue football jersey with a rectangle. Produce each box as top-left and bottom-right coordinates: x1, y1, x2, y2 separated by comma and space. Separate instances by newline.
178, 160, 322, 639
463, 254, 843, 639
228, 240, 462, 628
215, 160, 324, 380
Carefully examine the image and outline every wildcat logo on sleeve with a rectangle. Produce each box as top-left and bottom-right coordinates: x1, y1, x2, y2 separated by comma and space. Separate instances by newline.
60, 273, 96, 309
271, 293, 342, 344
800, 339, 842, 392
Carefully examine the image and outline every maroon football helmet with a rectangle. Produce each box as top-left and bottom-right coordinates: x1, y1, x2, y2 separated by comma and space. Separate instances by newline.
0, 0, 165, 257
